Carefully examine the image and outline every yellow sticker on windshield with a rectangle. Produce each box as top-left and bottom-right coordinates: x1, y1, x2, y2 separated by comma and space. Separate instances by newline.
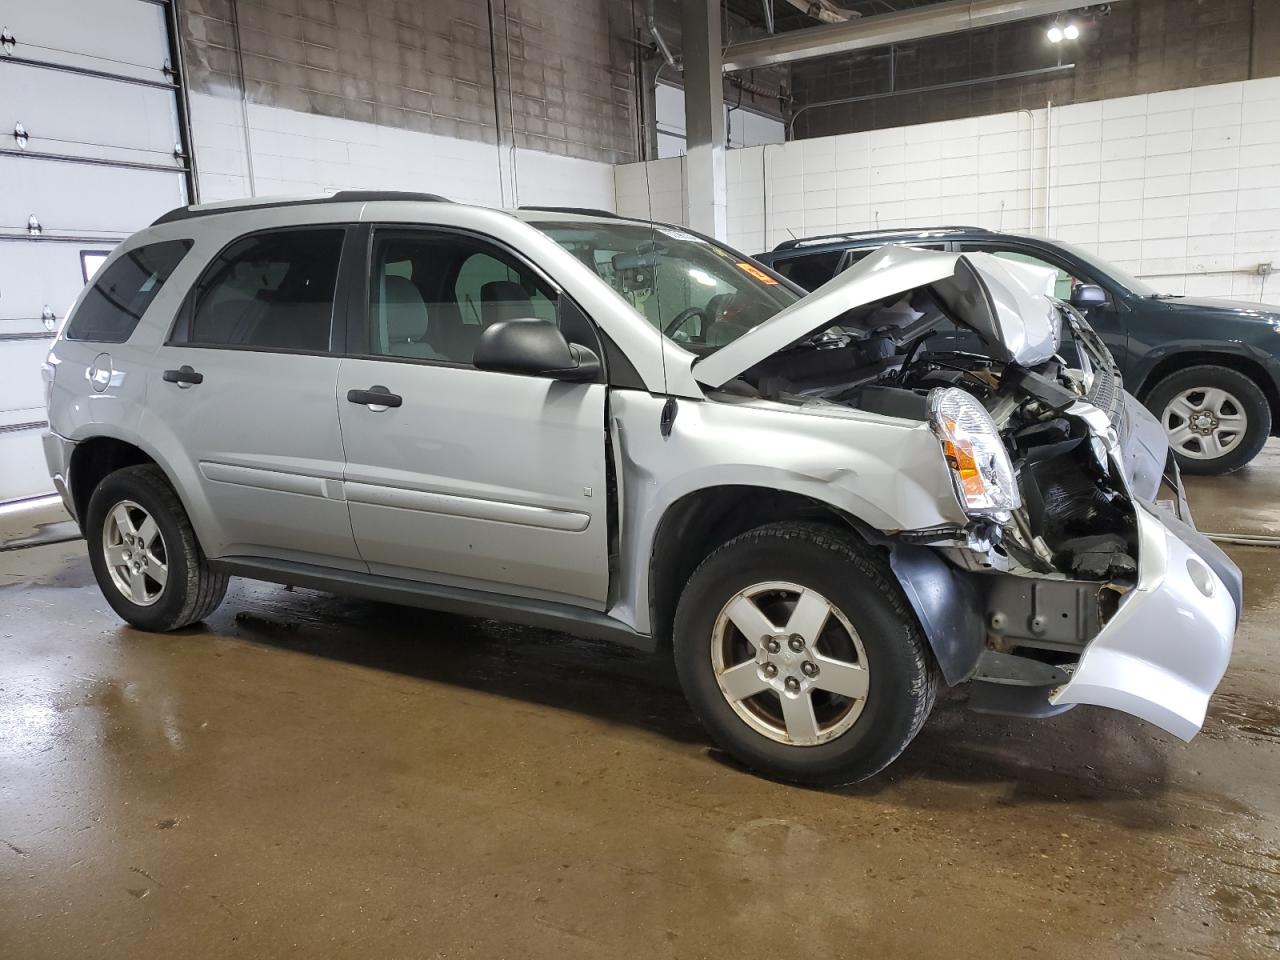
735, 261, 778, 285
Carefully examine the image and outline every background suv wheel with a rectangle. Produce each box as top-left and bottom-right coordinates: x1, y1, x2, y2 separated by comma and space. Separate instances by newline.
85, 464, 228, 631
1146, 365, 1271, 475
673, 521, 938, 787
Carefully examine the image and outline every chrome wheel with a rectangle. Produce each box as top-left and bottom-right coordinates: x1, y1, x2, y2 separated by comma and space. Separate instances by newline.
1163, 387, 1247, 461
102, 500, 168, 606
710, 581, 869, 747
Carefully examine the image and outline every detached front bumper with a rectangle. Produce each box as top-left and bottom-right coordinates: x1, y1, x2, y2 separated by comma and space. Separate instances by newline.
1048, 500, 1238, 740
962, 394, 1239, 740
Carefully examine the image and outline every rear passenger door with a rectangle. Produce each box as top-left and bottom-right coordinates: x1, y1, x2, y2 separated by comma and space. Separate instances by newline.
144, 226, 364, 569
336, 226, 611, 608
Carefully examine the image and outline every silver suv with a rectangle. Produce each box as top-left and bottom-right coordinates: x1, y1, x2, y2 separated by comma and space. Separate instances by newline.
43, 192, 1240, 785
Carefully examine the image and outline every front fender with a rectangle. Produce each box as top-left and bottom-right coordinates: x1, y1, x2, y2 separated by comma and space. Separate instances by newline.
608, 391, 966, 635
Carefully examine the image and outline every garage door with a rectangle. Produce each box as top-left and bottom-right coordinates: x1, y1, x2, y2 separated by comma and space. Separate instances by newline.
0, 0, 193, 501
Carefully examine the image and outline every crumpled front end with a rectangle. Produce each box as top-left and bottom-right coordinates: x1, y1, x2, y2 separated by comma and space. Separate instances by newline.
968, 393, 1239, 740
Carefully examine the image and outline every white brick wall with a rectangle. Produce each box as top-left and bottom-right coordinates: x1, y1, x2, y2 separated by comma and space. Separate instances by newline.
615, 77, 1280, 304
190, 90, 616, 213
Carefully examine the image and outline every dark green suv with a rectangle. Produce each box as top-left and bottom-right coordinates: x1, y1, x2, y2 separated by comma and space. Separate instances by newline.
757, 227, 1280, 475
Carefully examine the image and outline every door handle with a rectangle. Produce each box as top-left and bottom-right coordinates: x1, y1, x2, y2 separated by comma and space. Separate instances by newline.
162, 365, 203, 388
346, 385, 402, 410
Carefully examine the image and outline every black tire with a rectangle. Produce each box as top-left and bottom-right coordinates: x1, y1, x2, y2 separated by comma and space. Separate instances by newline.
85, 464, 228, 631
673, 521, 938, 787
1145, 364, 1271, 475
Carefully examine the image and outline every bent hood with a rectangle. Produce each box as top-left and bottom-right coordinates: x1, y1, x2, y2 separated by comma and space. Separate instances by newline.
694, 245, 1061, 388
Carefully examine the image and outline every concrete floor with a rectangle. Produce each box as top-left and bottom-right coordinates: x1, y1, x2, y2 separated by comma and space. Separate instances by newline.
1, 451, 1278, 959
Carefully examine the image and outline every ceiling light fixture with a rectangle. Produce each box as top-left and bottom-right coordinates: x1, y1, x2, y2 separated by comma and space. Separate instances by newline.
1047, 24, 1064, 43
1063, 22, 1081, 40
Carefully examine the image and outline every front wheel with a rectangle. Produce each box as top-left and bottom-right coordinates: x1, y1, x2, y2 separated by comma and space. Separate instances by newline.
1146, 365, 1271, 475
673, 522, 938, 786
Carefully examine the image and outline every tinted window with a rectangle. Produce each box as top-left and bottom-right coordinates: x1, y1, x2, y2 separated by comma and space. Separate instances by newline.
963, 246, 1081, 301
65, 240, 192, 343
182, 229, 343, 352
843, 242, 947, 272
771, 251, 841, 291
367, 230, 560, 365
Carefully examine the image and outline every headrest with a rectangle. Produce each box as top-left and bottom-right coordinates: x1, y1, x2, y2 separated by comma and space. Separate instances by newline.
481, 280, 534, 326
383, 275, 428, 343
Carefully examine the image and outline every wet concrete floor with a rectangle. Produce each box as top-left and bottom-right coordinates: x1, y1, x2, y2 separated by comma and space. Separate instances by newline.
1, 452, 1278, 959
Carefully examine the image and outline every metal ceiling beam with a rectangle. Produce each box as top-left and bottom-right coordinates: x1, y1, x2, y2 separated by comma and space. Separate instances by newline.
723, 0, 1096, 71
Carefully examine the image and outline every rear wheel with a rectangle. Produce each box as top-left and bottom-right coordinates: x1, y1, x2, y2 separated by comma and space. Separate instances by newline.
1146, 365, 1270, 475
86, 464, 228, 631
673, 522, 938, 786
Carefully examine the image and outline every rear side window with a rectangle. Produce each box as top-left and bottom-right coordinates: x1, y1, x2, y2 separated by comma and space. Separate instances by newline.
65, 240, 192, 342
178, 229, 344, 353
770, 251, 842, 291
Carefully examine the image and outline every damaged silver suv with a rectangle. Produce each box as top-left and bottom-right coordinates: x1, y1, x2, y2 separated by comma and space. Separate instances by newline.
43, 192, 1240, 785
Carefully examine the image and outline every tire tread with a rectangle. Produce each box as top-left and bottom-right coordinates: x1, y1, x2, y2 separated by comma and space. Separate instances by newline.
88, 464, 228, 630
674, 520, 938, 786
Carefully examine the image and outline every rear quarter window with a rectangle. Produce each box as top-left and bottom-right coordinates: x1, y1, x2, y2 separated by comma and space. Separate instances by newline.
65, 240, 193, 343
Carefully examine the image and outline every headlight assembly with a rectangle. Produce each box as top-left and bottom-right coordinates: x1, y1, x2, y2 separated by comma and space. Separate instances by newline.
928, 387, 1021, 519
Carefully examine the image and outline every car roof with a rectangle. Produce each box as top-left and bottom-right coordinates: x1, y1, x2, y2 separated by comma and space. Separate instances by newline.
152, 194, 649, 230
766, 225, 996, 256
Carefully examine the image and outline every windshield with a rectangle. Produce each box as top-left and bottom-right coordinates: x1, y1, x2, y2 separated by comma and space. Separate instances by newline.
533, 221, 799, 351
1051, 239, 1160, 297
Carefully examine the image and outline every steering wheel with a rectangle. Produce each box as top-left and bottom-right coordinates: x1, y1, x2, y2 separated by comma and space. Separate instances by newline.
663, 305, 707, 339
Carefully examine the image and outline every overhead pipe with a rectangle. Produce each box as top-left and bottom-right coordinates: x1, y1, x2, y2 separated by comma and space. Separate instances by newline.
781, 1, 861, 25
646, 0, 677, 68
785, 62, 1074, 136
723, 0, 1103, 72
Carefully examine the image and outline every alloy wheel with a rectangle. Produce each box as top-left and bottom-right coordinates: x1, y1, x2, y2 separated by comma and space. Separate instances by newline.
102, 500, 168, 606
710, 581, 869, 747
1162, 387, 1247, 461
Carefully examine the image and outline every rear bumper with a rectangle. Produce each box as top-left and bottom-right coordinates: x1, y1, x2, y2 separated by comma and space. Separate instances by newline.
1048, 500, 1237, 740
41, 430, 77, 522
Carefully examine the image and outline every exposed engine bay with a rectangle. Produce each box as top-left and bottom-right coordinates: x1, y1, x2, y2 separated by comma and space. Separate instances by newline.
725, 284, 1134, 566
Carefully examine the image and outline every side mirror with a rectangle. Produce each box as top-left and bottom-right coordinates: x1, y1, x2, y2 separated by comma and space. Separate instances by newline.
1071, 283, 1107, 308
473, 319, 601, 382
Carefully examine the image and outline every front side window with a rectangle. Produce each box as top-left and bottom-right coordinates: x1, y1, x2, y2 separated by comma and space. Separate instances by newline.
534, 221, 797, 353
964, 246, 1083, 302
180, 229, 344, 352
65, 240, 192, 343
367, 230, 562, 365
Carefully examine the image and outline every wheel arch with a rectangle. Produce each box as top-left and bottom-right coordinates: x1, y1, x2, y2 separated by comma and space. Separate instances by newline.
643, 482, 985, 686
67, 432, 197, 537
646, 485, 868, 652
1134, 350, 1280, 432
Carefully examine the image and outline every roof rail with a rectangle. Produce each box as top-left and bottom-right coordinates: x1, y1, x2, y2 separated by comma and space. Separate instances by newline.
518, 205, 622, 219
152, 190, 449, 226
771, 225, 992, 250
